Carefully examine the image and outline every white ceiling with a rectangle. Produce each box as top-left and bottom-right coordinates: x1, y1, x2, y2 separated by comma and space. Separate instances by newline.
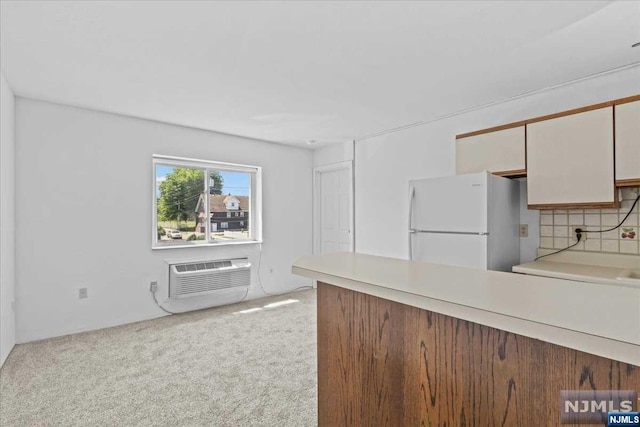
1, 1, 639, 147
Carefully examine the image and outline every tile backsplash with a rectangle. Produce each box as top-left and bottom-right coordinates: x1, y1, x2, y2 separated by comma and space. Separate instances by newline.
539, 187, 640, 255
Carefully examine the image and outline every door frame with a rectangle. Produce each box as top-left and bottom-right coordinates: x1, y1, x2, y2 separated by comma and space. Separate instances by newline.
313, 161, 354, 255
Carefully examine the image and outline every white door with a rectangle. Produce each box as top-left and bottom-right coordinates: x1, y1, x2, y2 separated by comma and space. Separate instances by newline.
526, 107, 615, 207
411, 233, 488, 270
614, 100, 640, 183
410, 173, 488, 233
456, 126, 525, 175
315, 163, 353, 253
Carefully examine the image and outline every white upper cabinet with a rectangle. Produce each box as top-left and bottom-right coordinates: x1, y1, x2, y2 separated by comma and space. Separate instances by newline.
526, 107, 616, 208
456, 125, 525, 176
615, 100, 640, 185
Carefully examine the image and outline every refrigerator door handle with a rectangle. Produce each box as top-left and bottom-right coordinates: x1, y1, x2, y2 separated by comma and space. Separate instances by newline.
408, 186, 416, 260
414, 230, 490, 235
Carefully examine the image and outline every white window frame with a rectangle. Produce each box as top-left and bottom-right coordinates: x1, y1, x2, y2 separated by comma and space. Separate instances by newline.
152, 154, 262, 249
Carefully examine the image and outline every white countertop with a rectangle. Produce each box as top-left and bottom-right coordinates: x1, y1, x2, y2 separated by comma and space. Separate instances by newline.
513, 260, 639, 286
292, 252, 640, 365
512, 250, 640, 287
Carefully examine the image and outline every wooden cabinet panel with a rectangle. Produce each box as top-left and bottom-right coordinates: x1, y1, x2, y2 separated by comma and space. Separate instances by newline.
615, 100, 640, 186
527, 107, 616, 209
456, 126, 525, 176
317, 282, 640, 427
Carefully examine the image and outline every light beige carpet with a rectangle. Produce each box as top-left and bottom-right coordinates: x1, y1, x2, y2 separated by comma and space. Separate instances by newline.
0, 289, 318, 426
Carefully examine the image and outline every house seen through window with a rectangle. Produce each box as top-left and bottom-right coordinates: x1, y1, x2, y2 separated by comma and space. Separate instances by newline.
153, 156, 260, 248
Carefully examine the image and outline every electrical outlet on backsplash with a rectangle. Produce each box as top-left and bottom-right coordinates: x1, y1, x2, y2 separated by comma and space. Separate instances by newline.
538, 187, 640, 255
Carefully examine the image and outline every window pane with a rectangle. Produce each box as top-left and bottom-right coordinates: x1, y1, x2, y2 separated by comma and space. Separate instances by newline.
155, 165, 207, 246
205, 170, 251, 242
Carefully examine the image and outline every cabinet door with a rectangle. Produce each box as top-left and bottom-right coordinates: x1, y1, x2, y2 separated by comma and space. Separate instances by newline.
527, 107, 616, 209
615, 100, 640, 185
456, 126, 525, 176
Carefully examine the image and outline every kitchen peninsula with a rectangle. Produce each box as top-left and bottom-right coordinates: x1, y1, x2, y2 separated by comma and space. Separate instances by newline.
292, 252, 640, 426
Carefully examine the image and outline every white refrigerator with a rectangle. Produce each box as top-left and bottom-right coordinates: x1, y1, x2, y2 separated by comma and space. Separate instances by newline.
408, 172, 520, 272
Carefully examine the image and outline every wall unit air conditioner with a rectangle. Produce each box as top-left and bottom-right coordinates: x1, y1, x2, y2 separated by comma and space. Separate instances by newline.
168, 258, 251, 299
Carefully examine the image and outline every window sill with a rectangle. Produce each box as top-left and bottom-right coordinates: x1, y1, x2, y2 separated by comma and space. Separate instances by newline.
152, 240, 262, 250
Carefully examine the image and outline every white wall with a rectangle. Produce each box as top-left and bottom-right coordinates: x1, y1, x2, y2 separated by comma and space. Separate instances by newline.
15, 98, 313, 343
355, 66, 640, 261
0, 73, 16, 366
313, 141, 353, 168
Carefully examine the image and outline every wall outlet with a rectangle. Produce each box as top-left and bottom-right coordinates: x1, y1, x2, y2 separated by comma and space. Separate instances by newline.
519, 224, 528, 238
149, 281, 158, 292
571, 225, 587, 242
79, 288, 88, 299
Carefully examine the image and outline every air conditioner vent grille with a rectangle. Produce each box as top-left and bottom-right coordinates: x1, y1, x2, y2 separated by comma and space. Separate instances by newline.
174, 269, 250, 296
174, 260, 233, 272
169, 258, 250, 299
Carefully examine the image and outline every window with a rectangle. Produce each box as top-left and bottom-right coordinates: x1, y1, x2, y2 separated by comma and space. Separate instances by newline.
153, 155, 261, 248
